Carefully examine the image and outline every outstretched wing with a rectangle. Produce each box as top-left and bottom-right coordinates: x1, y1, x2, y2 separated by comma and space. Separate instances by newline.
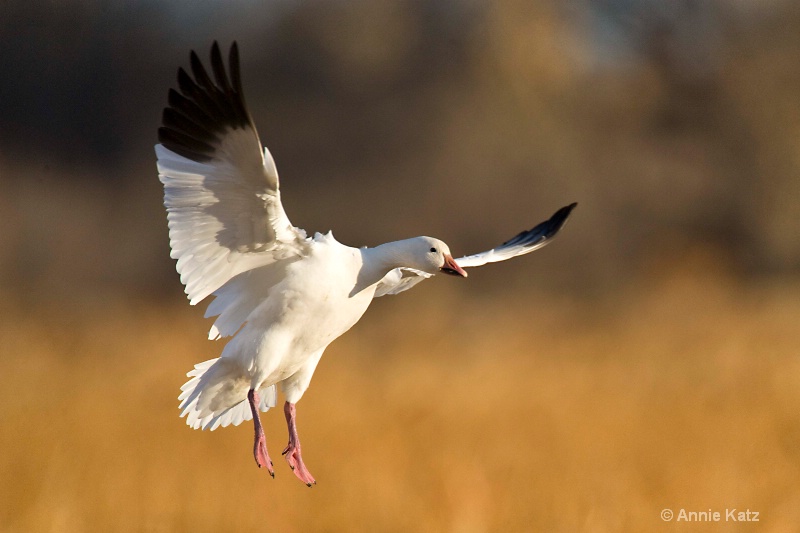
156, 41, 308, 305
374, 203, 576, 297
455, 202, 576, 268
374, 268, 433, 297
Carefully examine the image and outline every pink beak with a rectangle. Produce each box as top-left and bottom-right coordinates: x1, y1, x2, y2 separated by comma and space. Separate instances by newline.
440, 254, 468, 277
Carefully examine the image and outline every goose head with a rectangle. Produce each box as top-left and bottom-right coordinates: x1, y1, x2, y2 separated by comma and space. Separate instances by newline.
403, 236, 468, 277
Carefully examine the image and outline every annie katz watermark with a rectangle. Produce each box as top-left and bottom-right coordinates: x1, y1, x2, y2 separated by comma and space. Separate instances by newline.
661, 508, 760, 522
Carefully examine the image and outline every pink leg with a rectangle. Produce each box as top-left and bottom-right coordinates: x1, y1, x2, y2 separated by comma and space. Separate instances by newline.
282, 401, 316, 487
248, 389, 274, 477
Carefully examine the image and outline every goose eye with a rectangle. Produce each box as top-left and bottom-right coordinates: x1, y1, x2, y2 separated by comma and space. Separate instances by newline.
430, 247, 437, 253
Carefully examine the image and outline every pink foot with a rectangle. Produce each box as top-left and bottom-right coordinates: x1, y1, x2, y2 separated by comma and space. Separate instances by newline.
254, 431, 273, 475
283, 402, 316, 487
282, 442, 316, 486
248, 389, 274, 477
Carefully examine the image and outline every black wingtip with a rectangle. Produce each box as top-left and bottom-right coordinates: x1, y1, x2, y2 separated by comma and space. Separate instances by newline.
542, 202, 577, 238
159, 42, 253, 162
554, 202, 577, 223
498, 202, 577, 249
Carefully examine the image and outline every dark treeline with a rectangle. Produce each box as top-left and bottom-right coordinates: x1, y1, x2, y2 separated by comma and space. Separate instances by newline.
1, 0, 799, 303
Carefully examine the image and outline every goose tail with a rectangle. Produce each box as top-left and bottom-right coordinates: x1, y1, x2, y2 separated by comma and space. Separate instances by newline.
178, 358, 276, 431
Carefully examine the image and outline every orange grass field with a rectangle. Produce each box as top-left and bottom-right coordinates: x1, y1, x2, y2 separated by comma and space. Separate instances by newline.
2, 259, 800, 532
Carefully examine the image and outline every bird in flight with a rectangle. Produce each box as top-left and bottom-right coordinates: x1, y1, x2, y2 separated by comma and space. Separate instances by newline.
156, 42, 576, 487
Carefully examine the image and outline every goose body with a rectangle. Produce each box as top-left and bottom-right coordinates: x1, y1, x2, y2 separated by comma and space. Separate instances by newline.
157, 42, 576, 485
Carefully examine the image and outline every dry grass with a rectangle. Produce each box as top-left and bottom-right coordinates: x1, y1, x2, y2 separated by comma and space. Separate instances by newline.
1, 261, 800, 532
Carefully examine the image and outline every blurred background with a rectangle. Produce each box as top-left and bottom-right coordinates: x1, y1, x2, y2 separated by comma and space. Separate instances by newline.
1, 0, 799, 531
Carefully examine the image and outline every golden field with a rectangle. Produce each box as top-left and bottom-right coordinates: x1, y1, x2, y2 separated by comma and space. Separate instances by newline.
1, 255, 799, 532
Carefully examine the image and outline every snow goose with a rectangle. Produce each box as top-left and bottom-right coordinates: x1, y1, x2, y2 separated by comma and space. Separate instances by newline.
156, 42, 576, 486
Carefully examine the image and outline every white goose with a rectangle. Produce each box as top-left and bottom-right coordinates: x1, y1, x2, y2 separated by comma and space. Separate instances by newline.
156, 42, 576, 486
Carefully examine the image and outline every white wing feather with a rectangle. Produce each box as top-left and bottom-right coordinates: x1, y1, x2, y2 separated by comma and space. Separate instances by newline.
374, 268, 433, 297
156, 42, 308, 306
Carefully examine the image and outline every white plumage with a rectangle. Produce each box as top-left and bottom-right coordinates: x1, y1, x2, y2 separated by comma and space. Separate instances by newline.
156, 42, 575, 485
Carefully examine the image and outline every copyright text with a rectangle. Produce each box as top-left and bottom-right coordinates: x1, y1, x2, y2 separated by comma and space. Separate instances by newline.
661, 508, 759, 522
